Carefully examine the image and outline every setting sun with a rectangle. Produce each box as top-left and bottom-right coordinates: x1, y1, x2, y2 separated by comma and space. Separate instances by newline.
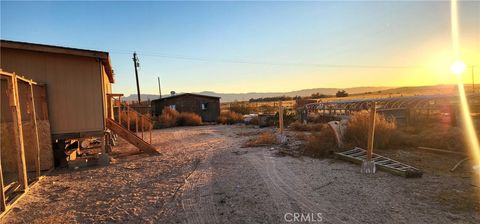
450, 60, 467, 75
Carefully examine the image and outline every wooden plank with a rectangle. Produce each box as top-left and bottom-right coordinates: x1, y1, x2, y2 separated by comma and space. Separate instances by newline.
28, 82, 42, 179
118, 97, 122, 125
135, 115, 138, 135
9, 75, 29, 191
106, 93, 124, 97
417, 146, 466, 156
106, 118, 159, 155
127, 104, 131, 131
0, 153, 6, 212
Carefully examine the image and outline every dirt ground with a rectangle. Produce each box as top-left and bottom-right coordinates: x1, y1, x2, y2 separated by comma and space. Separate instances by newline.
3, 125, 480, 223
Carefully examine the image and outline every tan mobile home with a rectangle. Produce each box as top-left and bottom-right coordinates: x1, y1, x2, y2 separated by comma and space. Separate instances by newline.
1, 40, 114, 140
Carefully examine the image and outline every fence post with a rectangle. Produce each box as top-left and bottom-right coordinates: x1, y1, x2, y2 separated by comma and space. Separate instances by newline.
9, 75, 29, 191
127, 103, 131, 131
141, 116, 144, 139
28, 81, 41, 179
118, 97, 122, 125
136, 114, 139, 135
278, 101, 284, 134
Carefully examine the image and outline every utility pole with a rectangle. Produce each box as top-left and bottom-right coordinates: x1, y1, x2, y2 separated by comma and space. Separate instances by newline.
158, 76, 162, 99
133, 52, 141, 104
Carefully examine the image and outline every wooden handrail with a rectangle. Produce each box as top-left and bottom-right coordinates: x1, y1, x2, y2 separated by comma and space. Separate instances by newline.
112, 98, 153, 143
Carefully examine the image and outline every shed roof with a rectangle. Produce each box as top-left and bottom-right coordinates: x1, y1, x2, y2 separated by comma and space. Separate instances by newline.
0, 39, 115, 83
152, 93, 220, 102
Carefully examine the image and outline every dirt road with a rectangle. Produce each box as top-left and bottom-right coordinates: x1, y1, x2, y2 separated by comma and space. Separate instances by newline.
3, 125, 479, 223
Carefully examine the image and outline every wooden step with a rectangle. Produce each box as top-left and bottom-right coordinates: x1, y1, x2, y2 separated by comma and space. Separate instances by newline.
106, 118, 160, 155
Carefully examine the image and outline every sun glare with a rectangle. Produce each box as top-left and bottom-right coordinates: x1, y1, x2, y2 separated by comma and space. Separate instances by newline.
450, 60, 467, 76
450, 0, 480, 198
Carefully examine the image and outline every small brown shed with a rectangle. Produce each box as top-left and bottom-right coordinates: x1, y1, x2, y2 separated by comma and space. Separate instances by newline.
151, 93, 220, 122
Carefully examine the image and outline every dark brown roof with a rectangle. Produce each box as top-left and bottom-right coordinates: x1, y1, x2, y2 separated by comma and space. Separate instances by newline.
0, 39, 115, 83
152, 93, 220, 102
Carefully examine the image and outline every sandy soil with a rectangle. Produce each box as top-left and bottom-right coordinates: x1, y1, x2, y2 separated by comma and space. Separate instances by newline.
2, 125, 480, 223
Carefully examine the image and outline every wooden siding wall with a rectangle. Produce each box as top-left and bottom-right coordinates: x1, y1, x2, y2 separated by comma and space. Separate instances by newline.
1, 48, 105, 135
152, 95, 220, 122
102, 65, 111, 124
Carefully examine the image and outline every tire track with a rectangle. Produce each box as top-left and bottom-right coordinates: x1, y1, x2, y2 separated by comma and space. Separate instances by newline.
247, 149, 359, 224
176, 144, 221, 224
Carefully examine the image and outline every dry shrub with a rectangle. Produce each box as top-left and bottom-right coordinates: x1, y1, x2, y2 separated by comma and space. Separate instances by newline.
345, 111, 396, 149
390, 124, 465, 151
157, 107, 180, 128
303, 125, 337, 158
177, 112, 202, 126
289, 121, 324, 132
119, 111, 153, 131
155, 107, 203, 128
218, 111, 244, 124
244, 132, 277, 147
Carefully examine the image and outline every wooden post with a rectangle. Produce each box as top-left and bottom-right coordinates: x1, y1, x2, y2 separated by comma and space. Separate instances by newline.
367, 102, 376, 161
278, 101, 284, 134
149, 120, 152, 144
141, 116, 144, 139
0, 160, 6, 212
9, 76, 28, 191
135, 114, 139, 135
127, 104, 131, 131
118, 97, 122, 125
101, 133, 106, 153
28, 81, 41, 178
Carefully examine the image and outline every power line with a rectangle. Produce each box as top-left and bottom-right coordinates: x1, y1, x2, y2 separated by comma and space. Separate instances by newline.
108, 50, 425, 69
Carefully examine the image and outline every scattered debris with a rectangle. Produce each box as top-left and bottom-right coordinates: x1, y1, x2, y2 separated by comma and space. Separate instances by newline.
327, 120, 348, 148
232, 150, 248, 155
417, 146, 466, 156
450, 158, 470, 172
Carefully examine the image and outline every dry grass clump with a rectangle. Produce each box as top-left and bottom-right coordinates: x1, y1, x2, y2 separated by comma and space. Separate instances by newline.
303, 125, 337, 158
289, 121, 325, 132
156, 107, 203, 128
391, 124, 465, 151
218, 111, 244, 124
157, 107, 180, 128
244, 132, 277, 147
344, 111, 396, 149
177, 112, 202, 126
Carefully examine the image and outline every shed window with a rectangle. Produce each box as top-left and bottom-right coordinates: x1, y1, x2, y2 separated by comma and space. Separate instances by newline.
201, 103, 208, 110
169, 104, 176, 110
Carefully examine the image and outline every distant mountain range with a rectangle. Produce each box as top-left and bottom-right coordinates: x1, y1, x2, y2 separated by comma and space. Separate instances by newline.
123, 84, 466, 103
123, 86, 393, 102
